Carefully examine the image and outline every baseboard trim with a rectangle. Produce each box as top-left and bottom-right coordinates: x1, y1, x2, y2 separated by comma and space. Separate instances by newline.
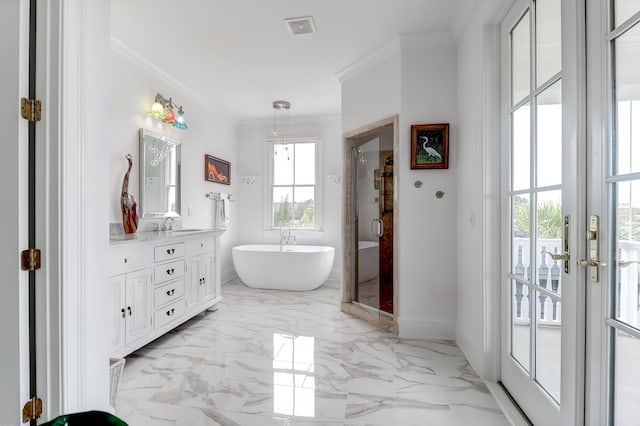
397, 318, 455, 339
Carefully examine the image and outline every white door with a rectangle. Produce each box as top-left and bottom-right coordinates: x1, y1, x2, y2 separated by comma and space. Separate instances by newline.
500, 0, 585, 423
586, 0, 640, 424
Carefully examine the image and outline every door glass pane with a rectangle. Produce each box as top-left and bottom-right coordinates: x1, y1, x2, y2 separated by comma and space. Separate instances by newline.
615, 180, 640, 329
613, 328, 640, 425
615, 23, 640, 174
537, 81, 563, 188
512, 280, 531, 371
536, 190, 563, 295
536, 294, 562, 403
512, 11, 531, 105
513, 104, 531, 191
615, 0, 640, 27
512, 194, 532, 276
274, 144, 294, 185
536, 0, 562, 86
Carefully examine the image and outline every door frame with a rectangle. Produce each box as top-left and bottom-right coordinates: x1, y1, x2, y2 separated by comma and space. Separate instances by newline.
341, 115, 399, 333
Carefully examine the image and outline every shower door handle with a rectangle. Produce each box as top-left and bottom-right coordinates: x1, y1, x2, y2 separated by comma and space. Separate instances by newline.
371, 218, 383, 238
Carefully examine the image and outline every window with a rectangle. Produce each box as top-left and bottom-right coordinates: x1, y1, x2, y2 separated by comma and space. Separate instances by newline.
269, 140, 319, 230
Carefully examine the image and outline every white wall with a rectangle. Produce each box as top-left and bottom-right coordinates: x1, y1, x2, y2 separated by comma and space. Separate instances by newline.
109, 46, 239, 281
341, 38, 459, 339
342, 52, 402, 133
454, 0, 511, 381
398, 42, 459, 338
235, 117, 343, 278
455, 21, 488, 378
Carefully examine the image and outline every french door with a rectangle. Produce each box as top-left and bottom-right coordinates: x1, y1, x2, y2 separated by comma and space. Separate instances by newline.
503, 0, 640, 424
586, 0, 640, 424
501, 0, 584, 424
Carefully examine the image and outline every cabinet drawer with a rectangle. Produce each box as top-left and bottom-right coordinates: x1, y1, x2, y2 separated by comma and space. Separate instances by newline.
154, 259, 185, 285
110, 247, 153, 275
154, 242, 185, 263
154, 279, 185, 308
154, 299, 186, 329
185, 237, 214, 257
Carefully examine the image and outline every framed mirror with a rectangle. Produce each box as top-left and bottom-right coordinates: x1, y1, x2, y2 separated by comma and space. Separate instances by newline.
139, 129, 181, 218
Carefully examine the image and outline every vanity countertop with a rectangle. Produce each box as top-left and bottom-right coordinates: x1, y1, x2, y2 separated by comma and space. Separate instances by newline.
109, 228, 223, 245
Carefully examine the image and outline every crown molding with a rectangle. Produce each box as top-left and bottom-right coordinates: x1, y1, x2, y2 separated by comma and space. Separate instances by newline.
335, 31, 454, 84
110, 36, 210, 107
335, 38, 401, 84
452, 0, 515, 40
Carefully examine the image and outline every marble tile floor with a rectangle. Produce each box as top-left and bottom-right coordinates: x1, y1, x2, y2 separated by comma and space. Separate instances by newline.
115, 279, 510, 425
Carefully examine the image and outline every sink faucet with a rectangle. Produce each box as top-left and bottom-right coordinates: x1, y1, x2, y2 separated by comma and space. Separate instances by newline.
162, 216, 176, 231
280, 226, 296, 250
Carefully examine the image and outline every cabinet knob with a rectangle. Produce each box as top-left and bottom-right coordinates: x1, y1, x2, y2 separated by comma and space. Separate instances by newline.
127, 306, 132, 316
166, 289, 175, 296
121, 308, 125, 318
123, 257, 128, 264
166, 248, 175, 255
166, 308, 175, 316
167, 268, 175, 275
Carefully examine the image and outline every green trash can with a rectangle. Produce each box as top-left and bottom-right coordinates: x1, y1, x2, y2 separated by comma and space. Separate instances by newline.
40, 411, 128, 426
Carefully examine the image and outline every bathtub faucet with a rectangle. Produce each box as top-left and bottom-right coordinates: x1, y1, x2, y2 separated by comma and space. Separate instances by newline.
280, 226, 296, 250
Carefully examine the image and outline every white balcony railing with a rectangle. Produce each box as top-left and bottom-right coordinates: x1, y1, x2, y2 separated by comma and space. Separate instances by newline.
512, 238, 640, 330
512, 238, 562, 327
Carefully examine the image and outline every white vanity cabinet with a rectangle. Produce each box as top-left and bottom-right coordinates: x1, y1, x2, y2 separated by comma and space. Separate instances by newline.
109, 231, 223, 358
107, 269, 154, 354
185, 237, 217, 311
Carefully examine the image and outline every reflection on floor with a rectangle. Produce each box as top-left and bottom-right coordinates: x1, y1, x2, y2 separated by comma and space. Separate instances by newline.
115, 279, 509, 425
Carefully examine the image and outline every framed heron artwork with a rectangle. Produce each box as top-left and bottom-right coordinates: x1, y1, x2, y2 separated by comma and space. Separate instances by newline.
410, 123, 449, 169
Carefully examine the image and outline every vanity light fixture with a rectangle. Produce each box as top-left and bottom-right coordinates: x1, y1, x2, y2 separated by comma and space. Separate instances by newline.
148, 93, 188, 129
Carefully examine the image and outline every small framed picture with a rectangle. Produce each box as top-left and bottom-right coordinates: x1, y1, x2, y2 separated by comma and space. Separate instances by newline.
205, 154, 230, 185
410, 123, 449, 169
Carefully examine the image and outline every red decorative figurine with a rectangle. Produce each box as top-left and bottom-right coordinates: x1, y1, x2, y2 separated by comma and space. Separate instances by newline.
121, 154, 138, 234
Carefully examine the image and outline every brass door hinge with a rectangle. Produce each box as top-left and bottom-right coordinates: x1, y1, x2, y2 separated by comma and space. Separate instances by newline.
22, 396, 42, 423
21, 249, 41, 271
21, 98, 42, 122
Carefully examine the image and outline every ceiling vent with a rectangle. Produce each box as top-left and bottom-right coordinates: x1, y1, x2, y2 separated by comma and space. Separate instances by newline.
285, 16, 317, 36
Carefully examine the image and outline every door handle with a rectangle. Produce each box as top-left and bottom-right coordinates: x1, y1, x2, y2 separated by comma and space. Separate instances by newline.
577, 215, 603, 282
542, 250, 569, 262
578, 259, 606, 268
617, 260, 640, 268
542, 216, 571, 273
371, 218, 383, 238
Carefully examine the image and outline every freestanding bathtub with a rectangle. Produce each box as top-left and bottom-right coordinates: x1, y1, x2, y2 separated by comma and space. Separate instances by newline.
232, 244, 335, 291
358, 240, 379, 283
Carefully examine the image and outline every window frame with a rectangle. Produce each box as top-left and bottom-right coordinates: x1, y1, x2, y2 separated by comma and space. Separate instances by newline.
264, 137, 324, 233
